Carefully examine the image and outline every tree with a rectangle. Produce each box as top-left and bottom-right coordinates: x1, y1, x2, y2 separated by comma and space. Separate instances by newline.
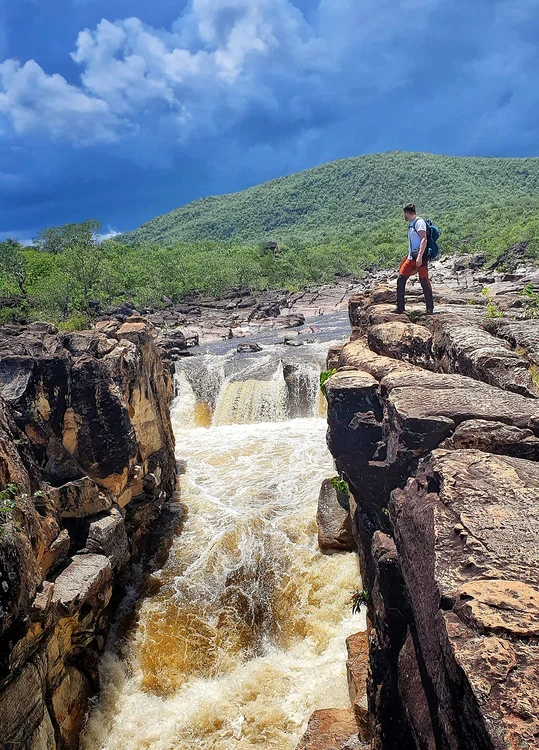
62, 243, 103, 310
0, 239, 28, 295
33, 219, 101, 254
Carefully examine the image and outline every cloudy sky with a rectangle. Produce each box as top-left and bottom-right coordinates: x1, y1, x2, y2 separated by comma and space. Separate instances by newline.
1, 0, 539, 241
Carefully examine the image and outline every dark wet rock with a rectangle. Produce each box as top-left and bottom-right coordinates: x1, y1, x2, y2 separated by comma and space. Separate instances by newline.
236, 343, 263, 353
452, 252, 487, 271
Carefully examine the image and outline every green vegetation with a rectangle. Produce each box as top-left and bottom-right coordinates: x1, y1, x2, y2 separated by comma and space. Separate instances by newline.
320, 369, 337, 394
351, 590, 370, 614
123, 152, 539, 248
481, 287, 505, 319
520, 283, 539, 319
0, 484, 18, 537
331, 477, 350, 496
1, 152, 539, 327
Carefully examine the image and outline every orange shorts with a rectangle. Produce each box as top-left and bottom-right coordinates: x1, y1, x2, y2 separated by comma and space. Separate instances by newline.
399, 257, 429, 280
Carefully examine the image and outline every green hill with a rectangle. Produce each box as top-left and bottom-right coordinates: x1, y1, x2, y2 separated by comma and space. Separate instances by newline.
3, 151, 539, 329
123, 151, 539, 245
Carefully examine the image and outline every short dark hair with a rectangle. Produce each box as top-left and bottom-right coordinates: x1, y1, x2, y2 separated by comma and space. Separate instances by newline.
403, 203, 416, 214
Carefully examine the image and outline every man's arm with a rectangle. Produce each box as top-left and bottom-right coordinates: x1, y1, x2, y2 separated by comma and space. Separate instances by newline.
416, 230, 428, 266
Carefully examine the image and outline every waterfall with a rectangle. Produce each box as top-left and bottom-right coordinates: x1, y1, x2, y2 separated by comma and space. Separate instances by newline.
81, 337, 364, 750
173, 344, 330, 428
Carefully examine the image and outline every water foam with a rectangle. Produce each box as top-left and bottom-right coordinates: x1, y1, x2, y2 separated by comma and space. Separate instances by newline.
82, 355, 364, 749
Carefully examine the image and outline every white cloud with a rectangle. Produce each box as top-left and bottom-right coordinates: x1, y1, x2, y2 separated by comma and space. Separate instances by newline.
0, 59, 122, 144
0, 0, 334, 148
98, 229, 120, 242
1, 0, 539, 158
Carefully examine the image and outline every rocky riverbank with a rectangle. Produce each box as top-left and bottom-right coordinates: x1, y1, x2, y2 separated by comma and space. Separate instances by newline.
0, 321, 176, 750
307, 256, 539, 749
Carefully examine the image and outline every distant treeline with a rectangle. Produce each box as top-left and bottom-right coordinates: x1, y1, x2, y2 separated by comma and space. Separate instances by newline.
1, 202, 538, 330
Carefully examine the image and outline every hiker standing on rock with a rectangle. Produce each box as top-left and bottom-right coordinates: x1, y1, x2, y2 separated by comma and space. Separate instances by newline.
395, 203, 435, 314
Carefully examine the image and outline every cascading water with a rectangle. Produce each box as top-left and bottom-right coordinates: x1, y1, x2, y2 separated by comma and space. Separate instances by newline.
81, 341, 364, 750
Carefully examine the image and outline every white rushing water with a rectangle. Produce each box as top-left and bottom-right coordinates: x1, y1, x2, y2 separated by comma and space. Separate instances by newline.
81, 348, 364, 750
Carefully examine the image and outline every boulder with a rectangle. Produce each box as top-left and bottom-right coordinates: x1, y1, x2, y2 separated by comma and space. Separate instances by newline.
86, 510, 129, 571
367, 322, 434, 370
51, 554, 113, 616
317, 479, 355, 552
236, 343, 263, 353
50, 477, 113, 519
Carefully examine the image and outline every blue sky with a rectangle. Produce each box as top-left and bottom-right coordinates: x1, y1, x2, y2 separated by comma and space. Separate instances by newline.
1, 0, 539, 241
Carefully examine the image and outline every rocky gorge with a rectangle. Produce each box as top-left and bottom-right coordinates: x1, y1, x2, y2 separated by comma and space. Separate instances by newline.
0, 253, 538, 750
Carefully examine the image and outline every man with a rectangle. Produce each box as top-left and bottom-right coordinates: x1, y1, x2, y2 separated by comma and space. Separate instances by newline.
395, 203, 434, 314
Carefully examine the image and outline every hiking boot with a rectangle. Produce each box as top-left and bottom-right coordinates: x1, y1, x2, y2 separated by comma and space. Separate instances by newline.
391, 308, 405, 314
426, 308, 434, 315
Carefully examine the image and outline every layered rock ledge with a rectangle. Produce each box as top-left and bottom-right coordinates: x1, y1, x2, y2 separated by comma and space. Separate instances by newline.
0, 320, 176, 750
320, 279, 539, 750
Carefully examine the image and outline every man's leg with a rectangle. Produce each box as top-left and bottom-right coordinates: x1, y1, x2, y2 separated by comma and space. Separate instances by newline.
418, 264, 434, 313
397, 274, 407, 313
396, 259, 415, 312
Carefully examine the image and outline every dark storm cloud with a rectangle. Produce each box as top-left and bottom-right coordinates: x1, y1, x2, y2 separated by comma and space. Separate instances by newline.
1, 0, 539, 238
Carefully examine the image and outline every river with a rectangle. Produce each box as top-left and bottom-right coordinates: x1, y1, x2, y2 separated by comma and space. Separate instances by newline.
81, 324, 364, 749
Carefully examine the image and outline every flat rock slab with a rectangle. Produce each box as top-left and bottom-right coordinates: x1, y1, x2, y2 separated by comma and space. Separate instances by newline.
383, 369, 539, 436
52, 553, 113, 615
497, 319, 539, 367
441, 419, 539, 460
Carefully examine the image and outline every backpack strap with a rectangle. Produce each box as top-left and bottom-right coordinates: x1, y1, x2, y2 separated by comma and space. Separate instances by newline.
409, 218, 418, 256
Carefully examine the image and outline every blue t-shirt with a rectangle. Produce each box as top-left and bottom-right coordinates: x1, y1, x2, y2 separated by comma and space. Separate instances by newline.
408, 217, 427, 260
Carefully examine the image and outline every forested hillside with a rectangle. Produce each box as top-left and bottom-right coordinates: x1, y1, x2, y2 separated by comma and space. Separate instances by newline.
123, 152, 539, 245
1, 152, 539, 329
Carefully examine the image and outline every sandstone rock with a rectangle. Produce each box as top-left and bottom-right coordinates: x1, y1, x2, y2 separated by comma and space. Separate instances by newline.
497, 319, 539, 367
51, 666, 91, 750
317, 479, 355, 552
367, 321, 434, 370
346, 631, 369, 730
398, 630, 436, 750
50, 477, 113, 519
392, 449, 539, 750
441, 419, 539, 459
86, 510, 129, 570
326, 281, 539, 750
426, 319, 535, 396
0, 660, 56, 750
236, 342, 262, 353
297, 709, 365, 750
40, 529, 70, 576
0, 316, 177, 750
278, 313, 305, 328
52, 554, 113, 615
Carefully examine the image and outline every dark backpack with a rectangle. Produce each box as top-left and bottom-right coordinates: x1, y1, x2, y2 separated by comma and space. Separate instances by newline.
411, 218, 441, 260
